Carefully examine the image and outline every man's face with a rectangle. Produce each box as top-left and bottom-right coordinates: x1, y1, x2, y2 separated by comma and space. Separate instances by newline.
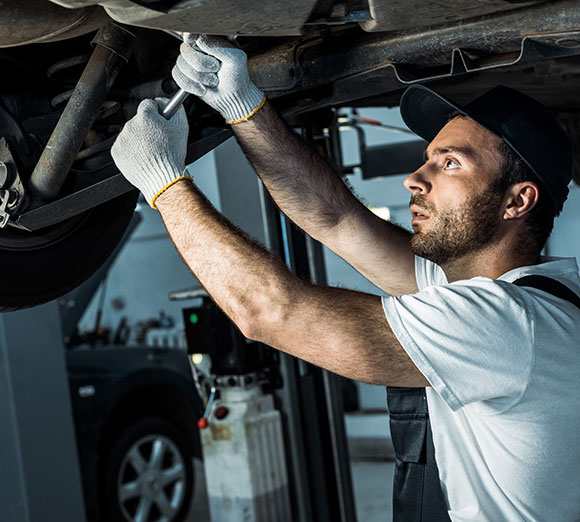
403, 116, 505, 266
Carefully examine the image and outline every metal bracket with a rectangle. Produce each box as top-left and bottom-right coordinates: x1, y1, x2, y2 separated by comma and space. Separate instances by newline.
0, 189, 11, 228
332, 30, 580, 104
213, 372, 262, 388
0, 138, 26, 228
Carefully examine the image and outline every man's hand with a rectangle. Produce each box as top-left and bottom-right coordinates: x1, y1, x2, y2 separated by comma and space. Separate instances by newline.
111, 98, 191, 209
172, 35, 266, 124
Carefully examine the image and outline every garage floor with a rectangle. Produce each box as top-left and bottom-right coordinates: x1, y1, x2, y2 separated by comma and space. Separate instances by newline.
186, 459, 395, 522
186, 412, 396, 522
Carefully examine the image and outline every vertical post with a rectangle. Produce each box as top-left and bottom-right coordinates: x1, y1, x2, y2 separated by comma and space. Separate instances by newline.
0, 302, 86, 522
300, 120, 357, 522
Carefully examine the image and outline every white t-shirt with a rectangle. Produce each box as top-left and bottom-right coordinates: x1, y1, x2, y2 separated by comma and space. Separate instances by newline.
382, 256, 580, 522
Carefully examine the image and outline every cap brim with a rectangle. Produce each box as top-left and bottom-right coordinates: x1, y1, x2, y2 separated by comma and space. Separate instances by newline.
400, 85, 467, 143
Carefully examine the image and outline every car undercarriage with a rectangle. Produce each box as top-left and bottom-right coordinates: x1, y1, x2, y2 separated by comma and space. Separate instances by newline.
1, 0, 579, 310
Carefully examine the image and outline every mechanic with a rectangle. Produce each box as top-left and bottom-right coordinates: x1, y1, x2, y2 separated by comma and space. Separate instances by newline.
111, 35, 580, 521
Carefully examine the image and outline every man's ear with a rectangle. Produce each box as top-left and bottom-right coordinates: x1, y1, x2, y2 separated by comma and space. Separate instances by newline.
503, 182, 539, 221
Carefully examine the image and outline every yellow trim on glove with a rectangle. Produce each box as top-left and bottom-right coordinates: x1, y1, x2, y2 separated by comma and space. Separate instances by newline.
151, 176, 193, 209
227, 95, 267, 125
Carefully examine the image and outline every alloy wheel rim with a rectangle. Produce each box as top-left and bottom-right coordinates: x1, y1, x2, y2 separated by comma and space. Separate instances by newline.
117, 433, 186, 522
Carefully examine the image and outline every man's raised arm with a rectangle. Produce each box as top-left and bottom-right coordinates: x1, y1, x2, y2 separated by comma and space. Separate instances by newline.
110, 100, 428, 387
172, 35, 418, 295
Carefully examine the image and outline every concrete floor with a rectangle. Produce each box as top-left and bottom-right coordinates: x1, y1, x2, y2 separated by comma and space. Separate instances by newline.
186, 458, 395, 522
351, 460, 395, 522
186, 412, 396, 522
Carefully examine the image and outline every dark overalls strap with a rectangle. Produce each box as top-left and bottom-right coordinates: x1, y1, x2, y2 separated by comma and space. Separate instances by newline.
386, 275, 580, 522
512, 275, 580, 311
386, 386, 451, 522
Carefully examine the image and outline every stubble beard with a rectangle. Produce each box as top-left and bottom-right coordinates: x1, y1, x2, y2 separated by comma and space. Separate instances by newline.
410, 187, 504, 266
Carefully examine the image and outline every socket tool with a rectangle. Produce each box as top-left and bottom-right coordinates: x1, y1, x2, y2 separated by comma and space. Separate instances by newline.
161, 31, 195, 119
161, 88, 189, 119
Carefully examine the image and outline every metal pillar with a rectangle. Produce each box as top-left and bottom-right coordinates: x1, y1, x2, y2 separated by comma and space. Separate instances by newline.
214, 137, 269, 245
300, 119, 357, 522
0, 301, 86, 522
270, 209, 357, 522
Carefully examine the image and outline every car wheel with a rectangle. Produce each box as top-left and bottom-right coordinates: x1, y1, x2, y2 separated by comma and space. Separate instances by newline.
100, 417, 194, 522
0, 190, 138, 312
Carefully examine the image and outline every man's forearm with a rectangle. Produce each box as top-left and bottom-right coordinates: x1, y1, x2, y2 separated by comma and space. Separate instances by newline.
231, 102, 418, 296
156, 179, 296, 336
232, 102, 358, 240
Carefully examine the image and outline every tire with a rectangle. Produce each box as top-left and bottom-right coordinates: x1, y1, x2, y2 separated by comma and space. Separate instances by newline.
0, 190, 138, 312
100, 417, 194, 522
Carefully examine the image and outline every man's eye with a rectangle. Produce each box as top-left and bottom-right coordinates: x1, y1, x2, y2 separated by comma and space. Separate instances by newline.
444, 159, 460, 170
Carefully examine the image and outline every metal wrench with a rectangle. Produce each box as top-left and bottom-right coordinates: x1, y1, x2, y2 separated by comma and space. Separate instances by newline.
161, 30, 191, 119
161, 88, 189, 119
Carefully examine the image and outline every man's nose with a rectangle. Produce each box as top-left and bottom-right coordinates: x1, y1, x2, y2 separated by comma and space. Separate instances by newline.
403, 167, 431, 194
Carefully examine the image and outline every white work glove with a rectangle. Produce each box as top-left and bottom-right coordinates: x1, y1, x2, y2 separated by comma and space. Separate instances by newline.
111, 97, 191, 209
172, 34, 266, 125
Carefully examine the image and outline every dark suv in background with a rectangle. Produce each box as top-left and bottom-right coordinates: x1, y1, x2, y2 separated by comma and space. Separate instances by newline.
67, 344, 203, 522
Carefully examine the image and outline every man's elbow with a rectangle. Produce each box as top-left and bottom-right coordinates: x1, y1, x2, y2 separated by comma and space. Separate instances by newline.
232, 312, 256, 341
232, 286, 296, 344
234, 303, 288, 344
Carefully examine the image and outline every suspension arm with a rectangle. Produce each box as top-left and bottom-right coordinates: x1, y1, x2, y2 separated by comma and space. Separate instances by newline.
16, 128, 232, 231
28, 23, 137, 200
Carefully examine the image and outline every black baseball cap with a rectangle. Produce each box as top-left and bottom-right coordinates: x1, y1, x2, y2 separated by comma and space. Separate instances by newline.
399, 84, 574, 214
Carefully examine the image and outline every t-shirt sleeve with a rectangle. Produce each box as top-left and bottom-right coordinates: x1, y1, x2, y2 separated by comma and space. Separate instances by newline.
382, 279, 534, 411
414, 255, 447, 289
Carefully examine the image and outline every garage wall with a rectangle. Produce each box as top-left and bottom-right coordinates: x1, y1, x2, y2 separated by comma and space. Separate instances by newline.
550, 183, 580, 259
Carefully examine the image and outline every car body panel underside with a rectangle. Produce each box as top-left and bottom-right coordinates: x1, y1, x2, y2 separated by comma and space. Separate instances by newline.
1, 1, 578, 113
48, 0, 546, 37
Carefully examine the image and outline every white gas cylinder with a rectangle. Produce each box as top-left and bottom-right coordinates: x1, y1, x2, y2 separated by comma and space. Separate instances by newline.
201, 382, 292, 522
